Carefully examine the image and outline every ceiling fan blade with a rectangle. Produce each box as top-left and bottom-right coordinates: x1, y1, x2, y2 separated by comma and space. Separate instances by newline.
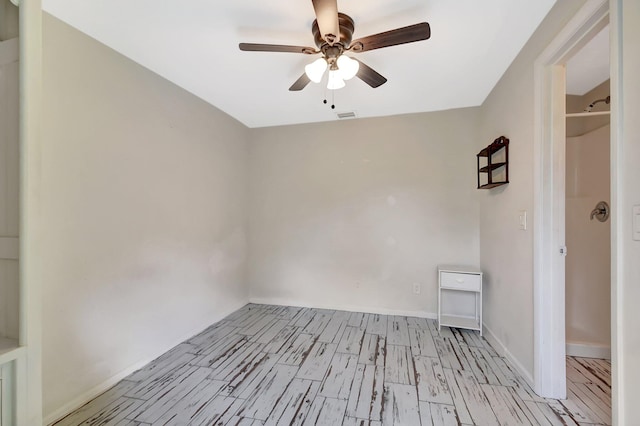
355, 60, 387, 88
239, 43, 317, 54
311, 0, 340, 44
289, 73, 312, 91
351, 22, 430, 52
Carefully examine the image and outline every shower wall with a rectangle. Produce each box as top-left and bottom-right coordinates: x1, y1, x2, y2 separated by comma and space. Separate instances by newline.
566, 80, 610, 135
565, 82, 611, 358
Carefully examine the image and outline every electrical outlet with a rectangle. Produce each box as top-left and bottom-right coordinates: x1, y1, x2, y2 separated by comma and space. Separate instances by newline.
412, 283, 421, 294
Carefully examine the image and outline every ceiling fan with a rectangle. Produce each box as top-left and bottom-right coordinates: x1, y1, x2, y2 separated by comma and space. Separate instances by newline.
239, 0, 431, 91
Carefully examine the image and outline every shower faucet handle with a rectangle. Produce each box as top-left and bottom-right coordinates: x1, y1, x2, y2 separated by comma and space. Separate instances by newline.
590, 201, 610, 222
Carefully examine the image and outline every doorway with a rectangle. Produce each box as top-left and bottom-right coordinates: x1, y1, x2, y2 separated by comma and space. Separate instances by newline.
565, 28, 611, 361
563, 24, 612, 424
531, 0, 613, 406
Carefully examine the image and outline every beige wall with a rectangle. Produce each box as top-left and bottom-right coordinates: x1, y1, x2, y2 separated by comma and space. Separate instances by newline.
0, 36, 18, 341
477, 0, 587, 378
616, 0, 640, 421
565, 124, 610, 351
42, 14, 249, 419
0, 0, 18, 41
248, 109, 480, 316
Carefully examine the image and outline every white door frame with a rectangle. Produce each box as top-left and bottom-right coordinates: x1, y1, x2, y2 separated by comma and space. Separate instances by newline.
532, 0, 610, 400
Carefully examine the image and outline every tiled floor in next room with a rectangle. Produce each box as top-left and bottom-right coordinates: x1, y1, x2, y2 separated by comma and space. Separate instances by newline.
53, 304, 612, 425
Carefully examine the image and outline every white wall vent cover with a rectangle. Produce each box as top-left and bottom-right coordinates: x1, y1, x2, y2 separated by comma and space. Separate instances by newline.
337, 111, 357, 119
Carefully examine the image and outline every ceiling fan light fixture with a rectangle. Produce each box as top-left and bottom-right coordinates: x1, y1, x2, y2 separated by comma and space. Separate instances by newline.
336, 55, 359, 80
327, 69, 346, 90
240, 3, 432, 93
305, 58, 328, 83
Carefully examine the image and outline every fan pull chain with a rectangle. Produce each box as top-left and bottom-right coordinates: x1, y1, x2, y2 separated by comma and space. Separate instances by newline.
322, 90, 336, 109
321, 75, 335, 110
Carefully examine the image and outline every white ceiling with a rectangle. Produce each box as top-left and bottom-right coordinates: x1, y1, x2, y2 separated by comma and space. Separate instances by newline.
566, 25, 610, 96
42, 0, 557, 128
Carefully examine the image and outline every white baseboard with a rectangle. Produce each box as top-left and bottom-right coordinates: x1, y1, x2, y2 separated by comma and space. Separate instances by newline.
44, 299, 249, 426
44, 357, 154, 426
566, 341, 611, 359
483, 323, 535, 389
249, 297, 437, 320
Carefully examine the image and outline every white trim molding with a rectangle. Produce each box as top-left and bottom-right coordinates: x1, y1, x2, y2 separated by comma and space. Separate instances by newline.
249, 298, 437, 320
44, 356, 154, 426
44, 300, 248, 425
19, 0, 44, 423
566, 342, 611, 360
483, 323, 534, 389
608, 1, 624, 423
532, 0, 609, 400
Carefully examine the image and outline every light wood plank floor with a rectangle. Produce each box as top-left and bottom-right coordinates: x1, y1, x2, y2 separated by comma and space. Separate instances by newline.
52, 304, 611, 425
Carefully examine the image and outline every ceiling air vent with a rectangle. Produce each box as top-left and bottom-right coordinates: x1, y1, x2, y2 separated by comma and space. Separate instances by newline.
336, 111, 356, 119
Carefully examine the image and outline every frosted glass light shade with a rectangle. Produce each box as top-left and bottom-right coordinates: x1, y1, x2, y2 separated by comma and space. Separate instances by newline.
337, 55, 359, 80
304, 58, 328, 83
327, 70, 346, 90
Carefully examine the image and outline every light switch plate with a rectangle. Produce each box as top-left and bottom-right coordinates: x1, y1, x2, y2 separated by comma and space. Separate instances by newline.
518, 210, 527, 230
633, 205, 640, 241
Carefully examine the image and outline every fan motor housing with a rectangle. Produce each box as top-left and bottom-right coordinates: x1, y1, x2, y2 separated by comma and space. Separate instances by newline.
312, 13, 355, 49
